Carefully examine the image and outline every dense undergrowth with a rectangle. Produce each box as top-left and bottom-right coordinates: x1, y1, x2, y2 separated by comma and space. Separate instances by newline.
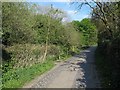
95, 48, 111, 88
2, 44, 67, 71
95, 40, 120, 88
2, 44, 72, 88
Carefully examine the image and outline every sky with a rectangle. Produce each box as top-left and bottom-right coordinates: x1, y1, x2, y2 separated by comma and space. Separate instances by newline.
27, 0, 92, 22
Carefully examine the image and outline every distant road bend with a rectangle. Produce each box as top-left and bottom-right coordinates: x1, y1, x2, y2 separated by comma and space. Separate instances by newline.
23, 46, 101, 88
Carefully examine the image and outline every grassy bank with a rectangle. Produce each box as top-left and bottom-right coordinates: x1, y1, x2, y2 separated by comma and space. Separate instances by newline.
2, 58, 54, 88
2, 44, 72, 88
2, 56, 71, 88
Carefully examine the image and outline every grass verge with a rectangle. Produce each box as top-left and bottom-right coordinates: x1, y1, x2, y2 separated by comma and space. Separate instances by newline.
2, 59, 54, 88
2, 55, 71, 88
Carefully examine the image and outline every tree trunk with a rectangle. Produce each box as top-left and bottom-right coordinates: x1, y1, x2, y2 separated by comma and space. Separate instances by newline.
42, 19, 50, 63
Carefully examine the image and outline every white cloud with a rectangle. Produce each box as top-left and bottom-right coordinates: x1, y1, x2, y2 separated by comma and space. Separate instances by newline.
67, 10, 77, 15
82, 14, 90, 18
62, 17, 71, 22
79, 14, 91, 21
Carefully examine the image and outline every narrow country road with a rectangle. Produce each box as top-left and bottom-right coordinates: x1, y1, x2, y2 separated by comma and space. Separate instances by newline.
23, 46, 101, 88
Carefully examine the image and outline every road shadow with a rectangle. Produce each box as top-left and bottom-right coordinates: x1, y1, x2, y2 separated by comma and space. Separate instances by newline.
73, 46, 101, 88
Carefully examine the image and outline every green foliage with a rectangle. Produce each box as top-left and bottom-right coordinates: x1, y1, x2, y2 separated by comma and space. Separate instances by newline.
92, 2, 120, 88
2, 43, 72, 88
2, 2, 36, 45
72, 18, 97, 46
2, 44, 43, 71
2, 59, 54, 88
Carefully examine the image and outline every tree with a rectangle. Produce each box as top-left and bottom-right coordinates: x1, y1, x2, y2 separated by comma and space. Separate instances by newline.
2, 2, 36, 46
72, 18, 97, 46
32, 4, 67, 62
